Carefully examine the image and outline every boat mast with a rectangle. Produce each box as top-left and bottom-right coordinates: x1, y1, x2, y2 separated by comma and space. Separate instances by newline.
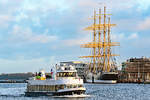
98, 8, 102, 72
93, 10, 96, 74
80, 6, 119, 76
107, 17, 111, 72
103, 6, 106, 72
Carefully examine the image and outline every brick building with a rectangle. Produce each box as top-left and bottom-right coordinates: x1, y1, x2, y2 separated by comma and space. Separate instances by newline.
120, 57, 150, 83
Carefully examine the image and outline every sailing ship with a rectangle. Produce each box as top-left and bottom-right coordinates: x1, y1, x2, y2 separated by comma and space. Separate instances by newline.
80, 6, 119, 84
25, 64, 88, 97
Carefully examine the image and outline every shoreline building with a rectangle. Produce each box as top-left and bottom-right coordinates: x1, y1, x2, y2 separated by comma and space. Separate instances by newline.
120, 57, 150, 83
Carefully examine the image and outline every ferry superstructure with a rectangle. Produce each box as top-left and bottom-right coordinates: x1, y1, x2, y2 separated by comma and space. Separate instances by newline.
25, 65, 86, 96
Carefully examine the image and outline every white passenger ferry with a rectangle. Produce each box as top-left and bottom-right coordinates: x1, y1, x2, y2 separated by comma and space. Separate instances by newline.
25, 65, 87, 97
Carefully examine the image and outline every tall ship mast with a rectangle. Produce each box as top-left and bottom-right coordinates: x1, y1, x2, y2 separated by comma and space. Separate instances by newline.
80, 6, 119, 83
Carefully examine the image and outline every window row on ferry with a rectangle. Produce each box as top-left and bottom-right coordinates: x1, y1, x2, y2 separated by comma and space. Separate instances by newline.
27, 84, 83, 92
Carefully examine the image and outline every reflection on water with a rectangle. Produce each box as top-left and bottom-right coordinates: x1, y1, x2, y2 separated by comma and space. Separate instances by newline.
0, 83, 150, 100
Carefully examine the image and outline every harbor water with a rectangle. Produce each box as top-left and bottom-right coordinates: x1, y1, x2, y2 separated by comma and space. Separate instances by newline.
0, 83, 149, 100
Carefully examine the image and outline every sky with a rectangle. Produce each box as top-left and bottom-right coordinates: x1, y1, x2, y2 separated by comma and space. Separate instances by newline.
0, 0, 150, 73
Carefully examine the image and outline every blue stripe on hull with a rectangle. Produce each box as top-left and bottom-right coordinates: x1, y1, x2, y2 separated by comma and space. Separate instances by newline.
25, 90, 85, 97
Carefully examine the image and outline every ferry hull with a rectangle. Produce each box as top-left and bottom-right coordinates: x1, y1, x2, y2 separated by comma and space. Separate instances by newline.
25, 90, 85, 97
52, 94, 90, 98
25, 92, 54, 97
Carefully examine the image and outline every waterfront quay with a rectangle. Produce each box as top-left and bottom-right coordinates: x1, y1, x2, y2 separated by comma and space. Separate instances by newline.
1, 57, 150, 84
63, 58, 150, 84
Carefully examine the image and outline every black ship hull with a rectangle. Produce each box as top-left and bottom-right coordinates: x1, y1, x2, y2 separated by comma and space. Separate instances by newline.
99, 72, 118, 80
86, 72, 118, 84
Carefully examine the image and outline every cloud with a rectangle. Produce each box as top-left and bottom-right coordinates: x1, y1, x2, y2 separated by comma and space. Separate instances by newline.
111, 32, 139, 42
15, 0, 72, 18
78, 0, 99, 8
137, 17, 150, 31
100, 0, 150, 12
62, 32, 138, 47
0, 15, 14, 28
0, 56, 56, 73
63, 34, 91, 47
111, 33, 125, 41
10, 25, 58, 44
136, 0, 150, 11
128, 33, 138, 39
0, 0, 22, 27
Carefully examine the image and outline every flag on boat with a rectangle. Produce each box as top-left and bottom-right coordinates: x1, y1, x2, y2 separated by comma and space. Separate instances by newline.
51, 69, 53, 75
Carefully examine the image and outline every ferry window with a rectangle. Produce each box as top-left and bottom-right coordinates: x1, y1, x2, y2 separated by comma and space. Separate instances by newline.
72, 85, 74, 88
63, 73, 66, 77
55, 85, 58, 91
69, 72, 72, 75
67, 72, 69, 76
49, 86, 52, 91
57, 73, 59, 77
78, 84, 83, 88
50, 85, 55, 91
73, 72, 76, 77
70, 85, 72, 88
68, 72, 71, 77
60, 73, 63, 77
64, 84, 66, 88
73, 85, 77, 88
67, 85, 70, 88
59, 85, 64, 89
45, 85, 47, 91
53, 85, 55, 91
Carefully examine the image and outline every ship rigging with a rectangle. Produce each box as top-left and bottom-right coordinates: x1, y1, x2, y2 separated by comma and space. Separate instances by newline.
80, 6, 120, 83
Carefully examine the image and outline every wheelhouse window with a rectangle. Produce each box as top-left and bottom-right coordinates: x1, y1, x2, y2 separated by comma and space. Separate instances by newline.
57, 72, 76, 77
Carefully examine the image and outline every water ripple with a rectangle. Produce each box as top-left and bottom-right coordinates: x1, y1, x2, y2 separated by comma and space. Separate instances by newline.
0, 83, 149, 100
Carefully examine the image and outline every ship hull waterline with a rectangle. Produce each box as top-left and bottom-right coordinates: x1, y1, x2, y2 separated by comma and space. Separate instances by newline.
86, 79, 117, 84
86, 72, 118, 84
